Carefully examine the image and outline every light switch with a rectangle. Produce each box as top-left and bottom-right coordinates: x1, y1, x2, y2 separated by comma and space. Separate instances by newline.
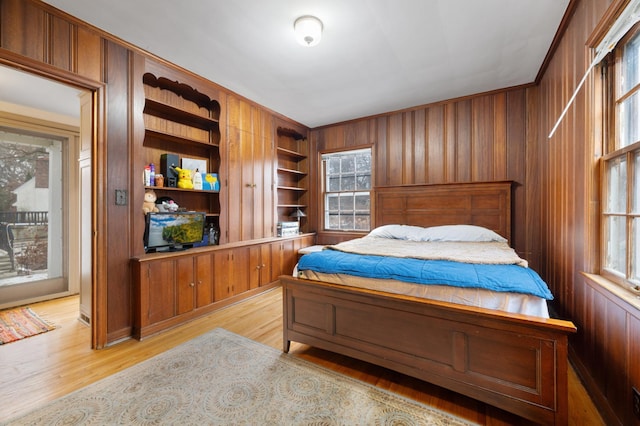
115, 189, 127, 206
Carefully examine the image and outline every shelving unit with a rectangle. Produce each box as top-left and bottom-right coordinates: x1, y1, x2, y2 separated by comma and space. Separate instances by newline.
276, 127, 308, 231
141, 72, 222, 227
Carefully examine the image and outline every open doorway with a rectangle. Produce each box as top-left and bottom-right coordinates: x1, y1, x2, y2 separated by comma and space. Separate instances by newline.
0, 64, 92, 326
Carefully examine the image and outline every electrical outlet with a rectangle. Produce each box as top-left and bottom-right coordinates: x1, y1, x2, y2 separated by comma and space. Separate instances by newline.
633, 387, 640, 419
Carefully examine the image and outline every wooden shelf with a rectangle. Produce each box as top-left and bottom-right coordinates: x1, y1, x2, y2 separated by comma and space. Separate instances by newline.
144, 129, 219, 148
145, 185, 219, 194
278, 204, 307, 208
144, 99, 219, 131
277, 146, 305, 159
277, 185, 306, 192
277, 167, 307, 176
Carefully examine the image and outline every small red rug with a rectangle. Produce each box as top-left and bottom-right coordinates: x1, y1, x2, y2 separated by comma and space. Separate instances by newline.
0, 307, 56, 345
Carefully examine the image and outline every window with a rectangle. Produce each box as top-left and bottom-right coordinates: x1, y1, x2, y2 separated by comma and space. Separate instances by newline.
602, 26, 640, 291
321, 148, 372, 231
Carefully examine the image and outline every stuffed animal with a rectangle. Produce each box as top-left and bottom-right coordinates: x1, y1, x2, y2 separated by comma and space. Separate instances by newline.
173, 166, 194, 189
142, 189, 159, 214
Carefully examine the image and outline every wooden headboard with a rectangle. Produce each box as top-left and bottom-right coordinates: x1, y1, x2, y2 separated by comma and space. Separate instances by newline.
375, 181, 512, 242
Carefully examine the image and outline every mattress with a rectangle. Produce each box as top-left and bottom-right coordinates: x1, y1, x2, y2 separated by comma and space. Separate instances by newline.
296, 268, 550, 318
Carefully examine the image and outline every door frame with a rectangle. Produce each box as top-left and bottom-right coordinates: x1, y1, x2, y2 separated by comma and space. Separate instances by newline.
0, 52, 108, 349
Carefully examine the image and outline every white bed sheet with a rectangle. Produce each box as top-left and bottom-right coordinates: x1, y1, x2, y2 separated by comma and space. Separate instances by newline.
295, 268, 550, 318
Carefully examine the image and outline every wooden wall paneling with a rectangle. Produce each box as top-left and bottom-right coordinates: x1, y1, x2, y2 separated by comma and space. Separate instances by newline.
387, 114, 404, 185
506, 90, 526, 253
444, 103, 457, 182
402, 111, 413, 183
0, 0, 46, 63
455, 100, 472, 182
130, 53, 147, 257
427, 105, 445, 183
524, 87, 542, 270
75, 27, 102, 81
629, 315, 640, 426
471, 96, 494, 181
49, 13, 72, 70
413, 109, 427, 183
492, 93, 507, 181
604, 300, 628, 419
259, 129, 275, 239
104, 40, 132, 341
375, 117, 388, 186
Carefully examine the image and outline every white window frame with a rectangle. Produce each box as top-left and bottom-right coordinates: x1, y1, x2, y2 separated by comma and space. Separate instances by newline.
321, 147, 372, 232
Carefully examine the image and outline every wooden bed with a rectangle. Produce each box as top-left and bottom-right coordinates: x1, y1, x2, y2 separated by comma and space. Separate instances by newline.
281, 181, 577, 425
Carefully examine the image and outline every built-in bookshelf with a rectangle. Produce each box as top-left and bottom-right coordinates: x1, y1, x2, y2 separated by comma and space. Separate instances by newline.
141, 72, 222, 228
276, 127, 308, 231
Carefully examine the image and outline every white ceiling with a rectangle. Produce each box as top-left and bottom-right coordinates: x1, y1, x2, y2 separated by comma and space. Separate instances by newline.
11, 1, 569, 128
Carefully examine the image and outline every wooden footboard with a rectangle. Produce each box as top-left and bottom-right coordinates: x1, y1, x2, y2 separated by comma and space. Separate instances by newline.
281, 276, 577, 426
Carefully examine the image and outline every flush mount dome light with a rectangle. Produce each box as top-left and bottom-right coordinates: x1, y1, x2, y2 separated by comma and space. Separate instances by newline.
294, 15, 323, 47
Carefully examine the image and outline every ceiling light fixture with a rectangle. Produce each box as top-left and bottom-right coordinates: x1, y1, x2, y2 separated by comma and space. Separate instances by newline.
294, 15, 323, 47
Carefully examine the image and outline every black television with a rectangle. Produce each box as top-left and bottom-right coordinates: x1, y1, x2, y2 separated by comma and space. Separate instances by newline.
144, 211, 206, 253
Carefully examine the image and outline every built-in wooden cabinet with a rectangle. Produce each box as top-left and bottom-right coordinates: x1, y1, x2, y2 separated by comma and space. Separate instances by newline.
132, 234, 314, 339
224, 96, 275, 243
213, 246, 251, 300
276, 126, 308, 232
175, 253, 214, 315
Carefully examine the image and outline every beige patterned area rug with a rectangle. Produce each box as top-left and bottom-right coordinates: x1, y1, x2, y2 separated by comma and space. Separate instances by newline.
5, 328, 475, 425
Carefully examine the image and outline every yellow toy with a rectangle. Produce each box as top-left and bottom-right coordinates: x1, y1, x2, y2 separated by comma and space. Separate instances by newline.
173, 166, 194, 189
142, 189, 159, 214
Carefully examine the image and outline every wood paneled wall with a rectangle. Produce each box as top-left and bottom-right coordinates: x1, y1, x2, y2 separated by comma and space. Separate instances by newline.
536, 0, 640, 424
311, 89, 539, 267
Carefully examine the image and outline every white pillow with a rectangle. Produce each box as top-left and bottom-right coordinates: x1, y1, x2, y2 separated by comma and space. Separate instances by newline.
367, 224, 426, 240
418, 225, 507, 242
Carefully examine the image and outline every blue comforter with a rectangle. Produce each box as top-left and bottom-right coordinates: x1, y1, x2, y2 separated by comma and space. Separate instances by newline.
297, 249, 553, 300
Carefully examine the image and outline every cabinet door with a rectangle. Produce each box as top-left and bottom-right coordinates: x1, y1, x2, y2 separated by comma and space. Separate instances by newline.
195, 253, 213, 308
225, 96, 275, 242
260, 243, 272, 286
231, 246, 250, 295
248, 246, 262, 290
214, 250, 233, 301
271, 239, 297, 279
175, 257, 195, 316
146, 259, 176, 324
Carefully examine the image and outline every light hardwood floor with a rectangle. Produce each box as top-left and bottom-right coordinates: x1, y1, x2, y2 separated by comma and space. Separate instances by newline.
0, 287, 604, 425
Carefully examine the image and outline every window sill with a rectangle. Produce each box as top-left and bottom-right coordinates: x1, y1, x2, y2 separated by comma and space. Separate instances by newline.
581, 272, 640, 311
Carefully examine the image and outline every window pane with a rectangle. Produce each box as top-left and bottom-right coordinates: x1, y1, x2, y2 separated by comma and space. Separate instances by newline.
631, 218, 640, 285
354, 214, 370, 230
339, 194, 354, 211
341, 156, 355, 173
328, 176, 340, 192
328, 158, 340, 174
619, 91, 640, 148
606, 157, 627, 213
356, 173, 371, 190
634, 151, 640, 213
341, 175, 355, 191
354, 193, 370, 211
327, 194, 339, 211
604, 216, 626, 274
622, 31, 640, 93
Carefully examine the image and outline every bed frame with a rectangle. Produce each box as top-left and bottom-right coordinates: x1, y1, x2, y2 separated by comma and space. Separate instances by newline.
282, 181, 577, 425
